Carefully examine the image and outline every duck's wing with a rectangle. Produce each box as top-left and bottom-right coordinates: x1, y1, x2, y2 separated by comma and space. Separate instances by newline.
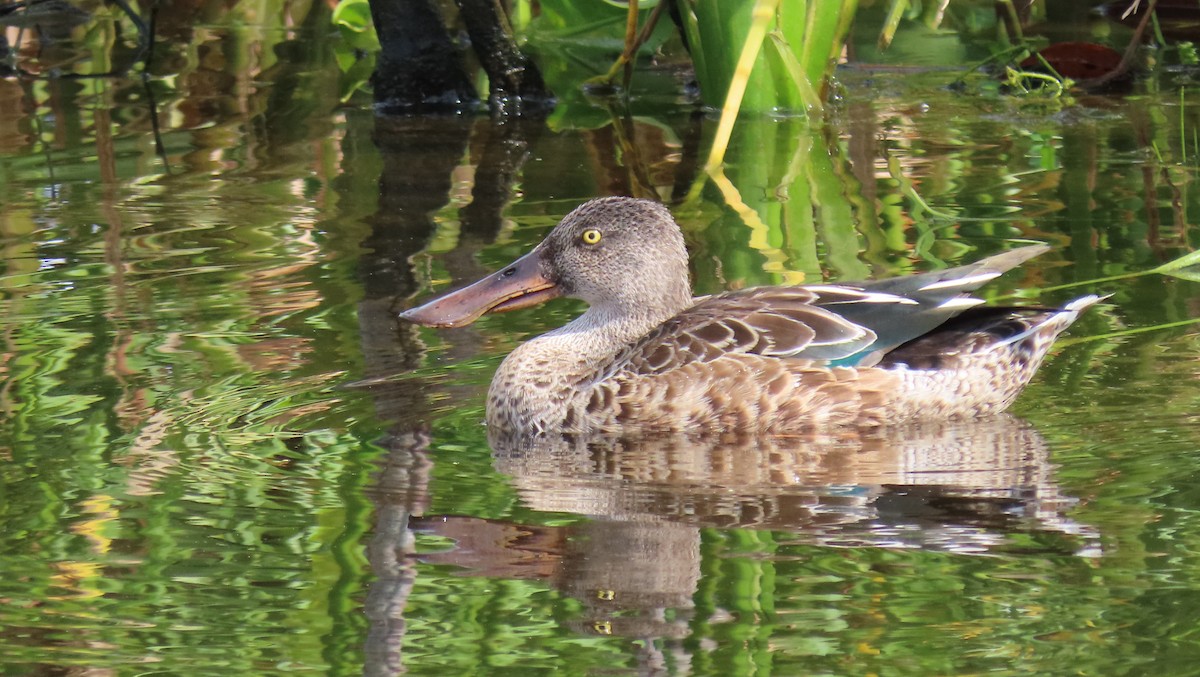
599, 246, 1053, 380
597, 286, 898, 379
824, 245, 1051, 357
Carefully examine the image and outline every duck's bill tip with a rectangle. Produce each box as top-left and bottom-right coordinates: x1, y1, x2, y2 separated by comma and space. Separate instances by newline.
398, 304, 474, 329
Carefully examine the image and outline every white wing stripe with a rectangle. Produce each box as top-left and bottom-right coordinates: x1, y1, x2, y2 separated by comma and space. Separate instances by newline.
918, 271, 1001, 291
936, 297, 985, 310
804, 286, 920, 305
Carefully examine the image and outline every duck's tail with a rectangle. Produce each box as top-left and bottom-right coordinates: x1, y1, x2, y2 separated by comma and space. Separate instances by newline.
876, 294, 1107, 420
987, 294, 1109, 350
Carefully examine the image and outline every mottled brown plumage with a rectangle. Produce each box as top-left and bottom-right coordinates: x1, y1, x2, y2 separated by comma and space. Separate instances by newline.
401, 197, 1104, 435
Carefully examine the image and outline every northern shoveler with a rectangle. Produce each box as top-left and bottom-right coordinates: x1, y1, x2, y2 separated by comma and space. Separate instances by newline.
402, 197, 1102, 435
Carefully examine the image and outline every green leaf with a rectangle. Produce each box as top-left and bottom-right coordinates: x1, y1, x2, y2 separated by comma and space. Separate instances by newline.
332, 0, 373, 33
1153, 248, 1200, 277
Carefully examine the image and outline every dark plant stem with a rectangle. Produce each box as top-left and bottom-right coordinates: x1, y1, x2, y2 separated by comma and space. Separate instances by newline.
369, 0, 479, 113
454, 0, 553, 116
1077, 0, 1156, 89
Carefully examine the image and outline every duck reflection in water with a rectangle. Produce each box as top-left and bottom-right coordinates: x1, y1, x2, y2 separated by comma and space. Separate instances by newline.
401, 197, 1103, 435
413, 417, 1097, 656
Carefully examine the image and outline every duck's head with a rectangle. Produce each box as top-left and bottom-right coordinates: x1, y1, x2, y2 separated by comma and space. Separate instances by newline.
401, 197, 691, 328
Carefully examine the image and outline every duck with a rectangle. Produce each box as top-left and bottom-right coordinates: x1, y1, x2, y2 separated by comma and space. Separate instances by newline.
401, 197, 1103, 435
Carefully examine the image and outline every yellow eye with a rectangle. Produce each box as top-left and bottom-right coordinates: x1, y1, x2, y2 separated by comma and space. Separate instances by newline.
581, 229, 603, 245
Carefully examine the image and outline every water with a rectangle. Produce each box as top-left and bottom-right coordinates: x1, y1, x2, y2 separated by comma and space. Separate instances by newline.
4, 11, 1200, 677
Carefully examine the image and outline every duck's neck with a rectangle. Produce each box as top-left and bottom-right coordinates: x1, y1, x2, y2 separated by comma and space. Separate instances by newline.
522, 302, 680, 378
487, 299, 690, 431
552, 301, 677, 347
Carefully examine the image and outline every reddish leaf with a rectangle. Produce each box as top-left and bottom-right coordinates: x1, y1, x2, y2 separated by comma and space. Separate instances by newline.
1020, 42, 1124, 81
